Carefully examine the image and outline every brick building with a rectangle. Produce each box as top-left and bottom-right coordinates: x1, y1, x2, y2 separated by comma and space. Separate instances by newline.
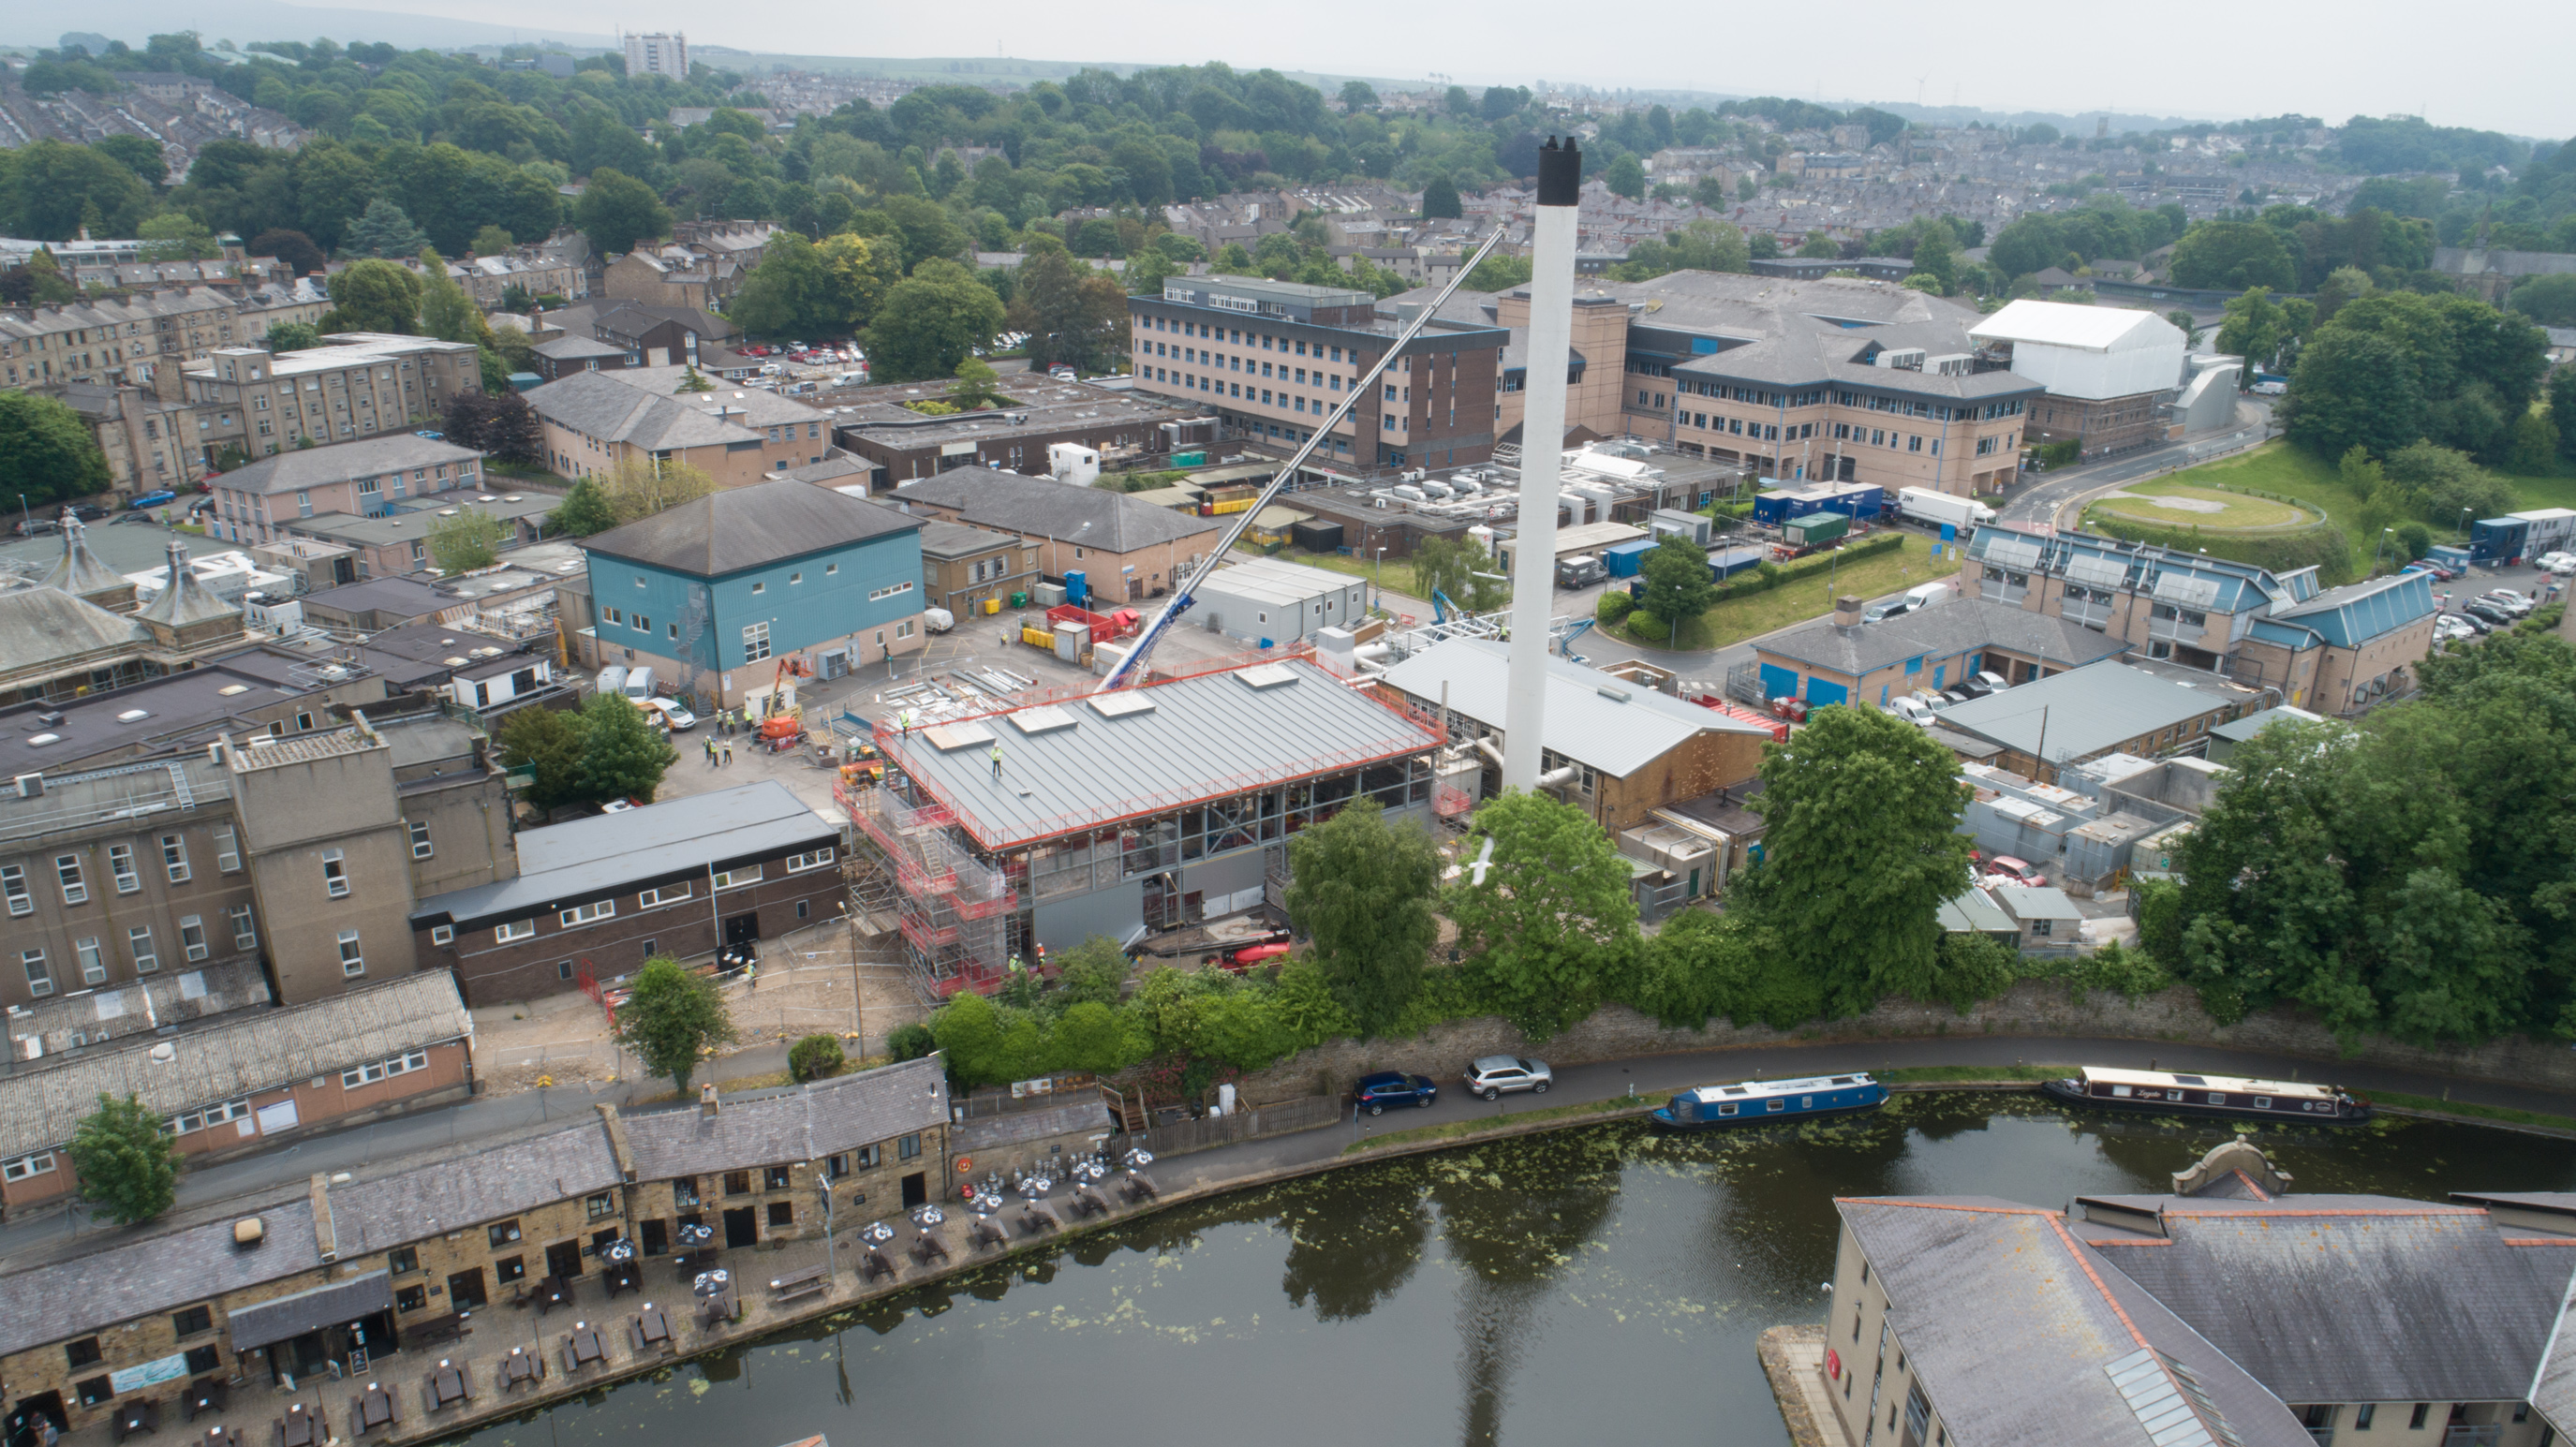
526, 367, 833, 487
207, 434, 487, 547
888, 471, 1223, 607
409, 781, 845, 1004
828, 376, 1194, 483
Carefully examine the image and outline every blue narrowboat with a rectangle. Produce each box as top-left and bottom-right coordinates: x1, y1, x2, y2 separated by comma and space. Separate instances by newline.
1651, 1072, 1887, 1130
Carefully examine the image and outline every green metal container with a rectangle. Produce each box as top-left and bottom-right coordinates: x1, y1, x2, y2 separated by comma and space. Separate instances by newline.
1784, 512, 1849, 546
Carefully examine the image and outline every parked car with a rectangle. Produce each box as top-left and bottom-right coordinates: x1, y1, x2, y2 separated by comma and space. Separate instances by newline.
2462, 600, 2516, 628
1972, 670, 2010, 692
1465, 1056, 1553, 1100
413, 429, 444, 442
2402, 561, 2457, 582
1354, 1072, 1438, 1115
1939, 687, 1975, 706
2439, 612, 2493, 636
67, 504, 109, 522
1985, 855, 2047, 889
2548, 555, 2576, 576
1863, 598, 1917, 624
2434, 617, 2480, 642
127, 490, 177, 509
646, 698, 696, 731
1888, 696, 1936, 727
2482, 589, 2536, 614
14, 517, 59, 537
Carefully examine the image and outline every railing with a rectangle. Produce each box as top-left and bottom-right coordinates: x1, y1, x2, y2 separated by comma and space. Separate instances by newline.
1122, 1093, 1341, 1156
2442, 1426, 2500, 1447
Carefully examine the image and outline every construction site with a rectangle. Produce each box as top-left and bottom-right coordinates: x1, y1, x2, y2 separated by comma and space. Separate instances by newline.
838, 647, 1449, 1004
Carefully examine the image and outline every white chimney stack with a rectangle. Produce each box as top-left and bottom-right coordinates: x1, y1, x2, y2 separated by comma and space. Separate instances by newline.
1503, 138, 1582, 793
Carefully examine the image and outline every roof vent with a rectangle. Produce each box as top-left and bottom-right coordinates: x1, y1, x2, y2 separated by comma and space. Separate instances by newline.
233, 1216, 267, 1249
1235, 663, 1298, 690
1088, 692, 1157, 720
37, 712, 65, 727
14, 774, 42, 799
117, 709, 151, 722
217, 684, 251, 696
149, 1041, 175, 1063
25, 733, 60, 747
923, 721, 997, 752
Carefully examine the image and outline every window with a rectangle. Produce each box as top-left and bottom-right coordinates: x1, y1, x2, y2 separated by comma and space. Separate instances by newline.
391, 1246, 424, 1277
162, 834, 190, 882
743, 622, 772, 662
337, 929, 364, 977
170, 1099, 250, 1135
489, 1218, 524, 1247
785, 848, 835, 873
712, 864, 762, 890
751, 581, 765, 595
110, 843, 141, 893
77, 1378, 114, 1410
639, 882, 691, 908
766, 1201, 794, 1228
724, 1170, 753, 1196
2409, 1406, 2429, 1430
557, 960, 575, 981
180, 916, 209, 962
764, 1165, 792, 1190
5, 1150, 59, 1181
898, 1133, 922, 1161
2, 863, 28, 916
341, 1050, 427, 1088
603, 607, 621, 626
67, 1336, 104, 1368
321, 848, 349, 897
129, 925, 159, 973
560, 900, 614, 927
496, 919, 536, 942
230, 904, 258, 951
394, 1283, 428, 1313
171, 1305, 214, 1338
77, 938, 107, 984
585, 1191, 616, 1220
23, 948, 53, 997
674, 1177, 702, 1208
634, 614, 650, 632
407, 821, 433, 859
867, 581, 914, 602
431, 923, 454, 945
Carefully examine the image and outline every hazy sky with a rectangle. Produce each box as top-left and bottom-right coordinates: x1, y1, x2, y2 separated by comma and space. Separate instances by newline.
113, 0, 2576, 140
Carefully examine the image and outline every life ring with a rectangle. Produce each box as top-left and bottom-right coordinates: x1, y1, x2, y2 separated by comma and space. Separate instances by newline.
955, 1156, 973, 1174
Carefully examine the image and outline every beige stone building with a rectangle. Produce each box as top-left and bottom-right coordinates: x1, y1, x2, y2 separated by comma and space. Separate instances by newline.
526, 366, 834, 488
0, 288, 246, 397
888, 470, 1225, 605
182, 334, 484, 459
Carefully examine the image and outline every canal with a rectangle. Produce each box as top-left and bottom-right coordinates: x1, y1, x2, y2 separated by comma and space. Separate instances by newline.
443, 1097, 2576, 1447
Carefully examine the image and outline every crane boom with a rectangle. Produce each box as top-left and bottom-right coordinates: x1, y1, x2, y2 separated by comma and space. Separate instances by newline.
1097, 224, 1513, 691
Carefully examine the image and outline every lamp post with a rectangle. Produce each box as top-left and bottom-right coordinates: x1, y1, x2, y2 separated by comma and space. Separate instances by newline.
2460, 508, 2471, 542
2374, 526, 2395, 574
1373, 546, 1385, 613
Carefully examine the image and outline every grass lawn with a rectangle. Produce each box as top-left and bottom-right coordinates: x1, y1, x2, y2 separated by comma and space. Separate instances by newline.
2131, 440, 2576, 562
1247, 545, 1437, 611
2091, 482, 2314, 533
1642, 535, 1962, 652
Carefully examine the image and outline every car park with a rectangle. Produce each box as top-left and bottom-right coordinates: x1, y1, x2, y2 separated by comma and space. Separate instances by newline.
1465, 1056, 1552, 1100
1354, 1071, 1438, 1115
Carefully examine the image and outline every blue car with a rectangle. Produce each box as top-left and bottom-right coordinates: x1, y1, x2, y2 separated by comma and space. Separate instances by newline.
127, 490, 177, 509
1354, 1071, 1437, 1115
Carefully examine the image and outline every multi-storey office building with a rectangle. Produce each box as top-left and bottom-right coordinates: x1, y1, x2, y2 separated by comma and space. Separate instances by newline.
1126, 275, 1509, 470
182, 335, 484, 459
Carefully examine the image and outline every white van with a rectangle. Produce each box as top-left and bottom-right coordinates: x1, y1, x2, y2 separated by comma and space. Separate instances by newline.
623, 667, 655, 701
1902, 582, 1950, 612
596, 665, 628, 698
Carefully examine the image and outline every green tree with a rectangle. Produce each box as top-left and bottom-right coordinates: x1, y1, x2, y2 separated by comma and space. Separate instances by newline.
1420, 174, 1462, 219
1046, 1001, 1131, 1073
137, 212, 220, 260
814, 230, 901, 332
1799, 231, 1841, 259
575, 691, 677, 804
1411, 533, 1509, 612
2168, 220, 2299, 291
1283, 796, 1441, 1037
470, 223, 517, 257
1462, 254, 1533, 292
1737, 703, 1975, 1015
1446, 790, 1638, 1041
496, 703, 587, 811
1604, 155, 1646, 200
787, 1033, 845, 1082
867, 258, 1005, 382
322, 258, 423, 334
1052, 936, 1132, 1009
2281, 328, 2421, 460
427, 509, 509, 573
614, 957, 738, 1094
574, 167, 673, 256
337, 198, 429, 258
415, 246, 495, 348
93, 135, 169, 188
930, 987, 1009, 1084
948, 357, 1004, 409
262, 320, 320, 353
549, 477, 618, 536
1339, 81, 1379, 111
2552, 367, 2576, 462
1636, 534, 1716, 635
2313, 265, 2375, 323
65, 1093, 182, 1225
2508, 410, 2560, 477
729, 229, 827, 338
2510, 274, 2576, 329
0, 390, 112, 508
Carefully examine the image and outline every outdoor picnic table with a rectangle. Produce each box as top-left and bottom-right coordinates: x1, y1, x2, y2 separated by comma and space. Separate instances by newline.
276, 1404, 322, 1447
531, 1275, 571, 1315
632, 1303, 674, 1351
183, 1381, 228, 1423
199, 1427, 241, 1447
499, 1348, 542, 1392
767, 1264, 830, 1303
349, 1385, 397, 1437
564, 1322, 607, 1371
424, 1360, 471, 1411
112, 1399, 159, 1440
691, 1268, 737, 1325
603, 1258, 642, 1298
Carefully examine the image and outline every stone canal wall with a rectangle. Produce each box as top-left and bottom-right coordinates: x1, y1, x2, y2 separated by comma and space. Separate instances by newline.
1228, 980, 2576, 1104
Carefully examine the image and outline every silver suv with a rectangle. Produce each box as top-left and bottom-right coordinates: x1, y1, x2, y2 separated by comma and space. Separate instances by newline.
1466, 1055, 1553, 1100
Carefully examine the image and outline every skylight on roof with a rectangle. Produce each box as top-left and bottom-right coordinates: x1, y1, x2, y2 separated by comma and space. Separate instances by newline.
1088, 692, 1157, 720
922, 722, 996, 752
1010, 705, 1077, 736
1236, 664, 1297, 690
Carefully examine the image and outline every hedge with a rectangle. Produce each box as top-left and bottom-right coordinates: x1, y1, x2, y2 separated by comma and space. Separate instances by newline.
1596, 592, 1636, 624
1708, 533, 1903, 603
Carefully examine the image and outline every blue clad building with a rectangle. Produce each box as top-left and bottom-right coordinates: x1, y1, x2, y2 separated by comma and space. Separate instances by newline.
579, 478, 924, 709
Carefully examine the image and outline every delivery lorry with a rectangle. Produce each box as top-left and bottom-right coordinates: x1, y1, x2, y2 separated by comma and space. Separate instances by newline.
1894, 487, 1996, 532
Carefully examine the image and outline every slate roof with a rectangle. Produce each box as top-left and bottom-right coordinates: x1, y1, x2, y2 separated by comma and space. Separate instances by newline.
1754, 598, 2129, 677
410, 780, 836, 931
579, 477, 918, 577
37, 519, 129, 598
209, 436, 484, 496
532, 333, 626, 361
1377, 637, 1769, 777
135, 541, 244, 629
0, 974, 470, 1160
523, 369, 770, 452
325, 1119, 625, 1254
1838, 1197, 2312, 1447
891, 472, 1224, 554
2078, 1198, 2576, 1403
0, 1195, 325, 1358
917, 519, 1024, 561
0, 583, 150, 663
622, 1056, 950, 1179
1932, 660, 2249, 764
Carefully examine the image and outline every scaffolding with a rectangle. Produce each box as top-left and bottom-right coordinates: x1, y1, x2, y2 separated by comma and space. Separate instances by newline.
838, 777, 1020, 1005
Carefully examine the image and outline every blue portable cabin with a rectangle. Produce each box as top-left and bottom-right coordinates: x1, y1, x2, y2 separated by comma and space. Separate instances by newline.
1807, 482, 1887, 522
1708, 545, 1768, 581
1651, 1072, 1887, 1130
2469, 518, 2528, 567
1601, 539, 1656, 578
1751, 487, 1828, 526
2428, 543, 2471, 570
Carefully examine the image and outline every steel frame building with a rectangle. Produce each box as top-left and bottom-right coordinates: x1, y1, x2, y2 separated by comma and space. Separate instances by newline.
840, 648, 1445, 1002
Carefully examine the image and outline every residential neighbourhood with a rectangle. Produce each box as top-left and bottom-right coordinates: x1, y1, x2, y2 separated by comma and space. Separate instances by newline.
1, 28, 2572, 1447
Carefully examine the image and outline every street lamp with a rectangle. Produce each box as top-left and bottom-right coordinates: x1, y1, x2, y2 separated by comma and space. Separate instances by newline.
2373, 526, 2395, 574
2459, 508, 2472, 542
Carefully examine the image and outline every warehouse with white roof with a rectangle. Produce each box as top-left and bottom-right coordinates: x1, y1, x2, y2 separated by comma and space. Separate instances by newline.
1969, 300, 2189, 454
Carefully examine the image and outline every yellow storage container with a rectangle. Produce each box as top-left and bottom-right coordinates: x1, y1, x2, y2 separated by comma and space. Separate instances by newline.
985, 597, 1001, 615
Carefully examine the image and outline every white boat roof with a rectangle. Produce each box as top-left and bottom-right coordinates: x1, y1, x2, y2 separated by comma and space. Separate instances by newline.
1686, 1072, 1873, 1100
2077, 1066, 2335, 1100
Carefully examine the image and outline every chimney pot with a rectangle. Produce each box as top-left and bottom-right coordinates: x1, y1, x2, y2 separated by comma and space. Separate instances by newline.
700, 1082, 719, 1116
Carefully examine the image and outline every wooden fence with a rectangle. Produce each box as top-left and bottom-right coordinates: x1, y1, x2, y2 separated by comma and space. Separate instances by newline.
1125, 1093, 1342, 1157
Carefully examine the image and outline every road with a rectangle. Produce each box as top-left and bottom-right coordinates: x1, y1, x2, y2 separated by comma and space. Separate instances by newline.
2000, 404, 2274, 529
